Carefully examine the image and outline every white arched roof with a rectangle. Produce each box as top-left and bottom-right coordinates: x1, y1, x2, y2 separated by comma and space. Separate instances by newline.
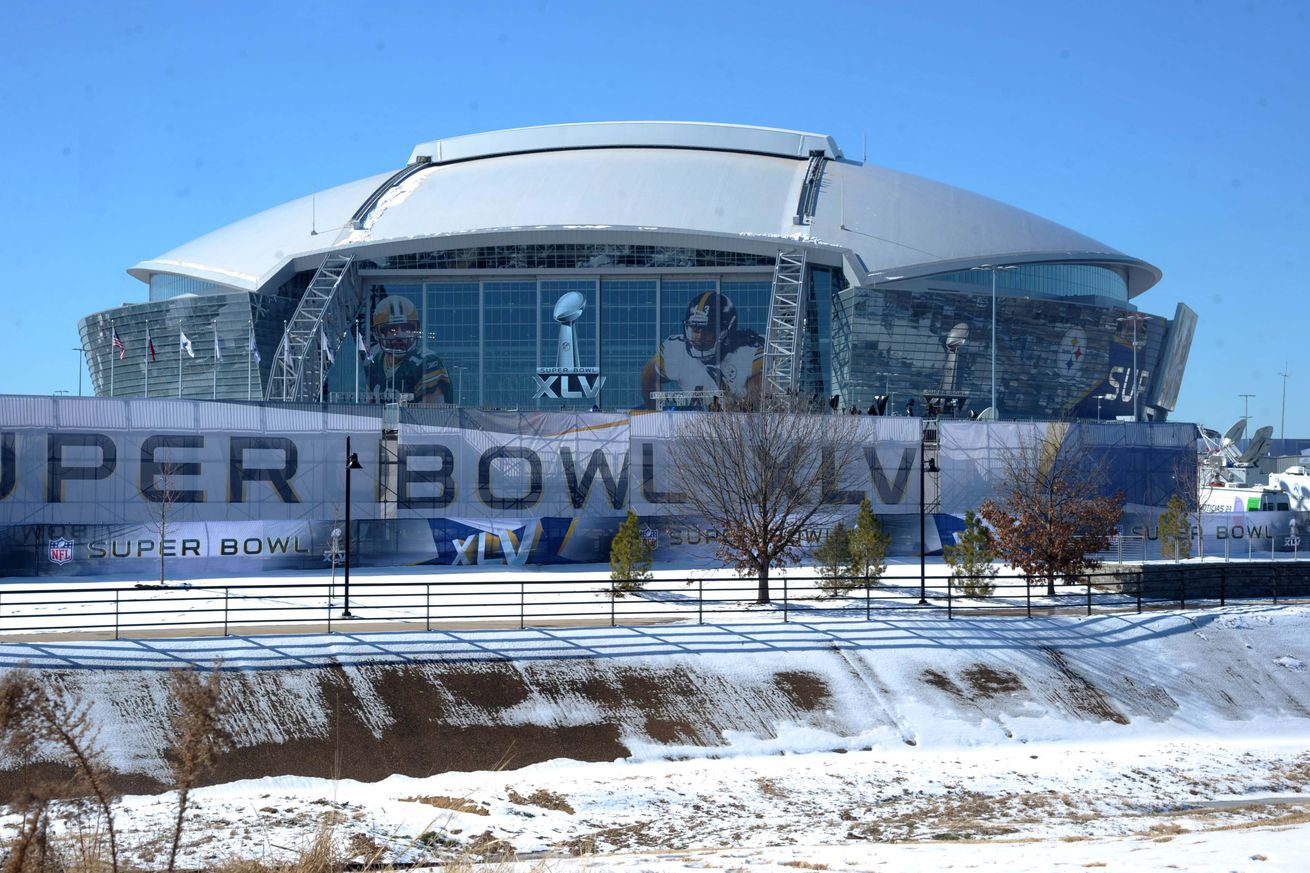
129, 121, 1159, 297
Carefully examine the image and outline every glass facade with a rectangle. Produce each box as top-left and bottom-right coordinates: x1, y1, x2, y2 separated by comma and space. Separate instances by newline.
913, 263, 1129, 303
599, 280, 658, 410
361, 244, 776, 272
148, 274, 231, 301
423, 283, 479, 407
834, 285, 1166, 421
91, 251, 1164, 423
323, 272, 792, 410
78, 291, 292, 400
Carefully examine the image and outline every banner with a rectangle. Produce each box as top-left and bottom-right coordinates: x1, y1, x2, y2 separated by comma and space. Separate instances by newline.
0, 397, 1203, 576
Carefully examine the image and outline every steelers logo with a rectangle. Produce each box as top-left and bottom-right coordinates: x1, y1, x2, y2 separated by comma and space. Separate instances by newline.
1058, 328, 1087, 381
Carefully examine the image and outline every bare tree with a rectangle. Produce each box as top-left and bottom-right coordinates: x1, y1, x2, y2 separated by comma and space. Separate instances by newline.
1164, 451, 1203, 559
141, 440, 196, 585
979, 423, 1123, 596
666, 397, 867, 604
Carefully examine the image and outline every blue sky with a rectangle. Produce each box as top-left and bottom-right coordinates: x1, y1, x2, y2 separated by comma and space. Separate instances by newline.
2, 0, 1306, 434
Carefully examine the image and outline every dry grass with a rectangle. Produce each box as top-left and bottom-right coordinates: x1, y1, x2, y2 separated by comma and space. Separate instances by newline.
507, 788, 575, 815
401, 796, 491, 816
0, 669, 124, 872
0, 665, 233, 873
1196, 805, 1310, 832
208, 823, 354, 873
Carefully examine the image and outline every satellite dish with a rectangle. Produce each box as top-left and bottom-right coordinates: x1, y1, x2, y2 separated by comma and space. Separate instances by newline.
1236, 425, 1274, 465
1222, 418, 1246, 444
552, 291, 586, 325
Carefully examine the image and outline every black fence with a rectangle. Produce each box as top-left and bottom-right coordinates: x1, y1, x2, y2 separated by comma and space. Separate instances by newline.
0, 560, 1308, 641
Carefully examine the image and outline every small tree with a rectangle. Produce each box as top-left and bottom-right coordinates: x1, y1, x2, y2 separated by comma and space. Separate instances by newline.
979, 424, 1123, 596
814, 521, 853, 591
943, 509, 1000, 597
609, 510, 653, 595
1156, 495, 1193, 560
849, 498, 890, 587
1168, 452, 1202, 558
142, 443, 193, 585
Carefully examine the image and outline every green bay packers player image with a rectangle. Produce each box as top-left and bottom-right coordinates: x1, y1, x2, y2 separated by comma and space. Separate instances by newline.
365, 295, 452, 403
640, 291, 764, 408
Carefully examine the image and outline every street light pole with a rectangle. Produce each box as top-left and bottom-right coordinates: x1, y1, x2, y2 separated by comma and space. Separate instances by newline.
919, 424, 937, 606
1279, 364, 1290, 439
454, 365, 466, 407
1239, 393, 1256, 438
72, 347, 85, 397
970, 264, 1015, 418
342, 436, 364, 618
920, 444, 926, 604
1116, 313, 1149, 421
874, 371, 892, 414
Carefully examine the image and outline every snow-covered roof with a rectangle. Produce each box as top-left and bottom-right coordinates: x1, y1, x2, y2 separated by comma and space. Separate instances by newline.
128, 121, 1159, 297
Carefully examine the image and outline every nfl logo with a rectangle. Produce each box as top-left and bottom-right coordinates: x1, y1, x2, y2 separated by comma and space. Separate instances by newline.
48, 538, 74, 565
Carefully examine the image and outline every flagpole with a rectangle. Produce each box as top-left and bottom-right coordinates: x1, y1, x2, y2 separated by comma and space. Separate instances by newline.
247, 319, 253, 401
212, 319, 218, 400
178, 326, 184, 398
109, 319, 115, 397
144, 321, 150, 397
319, 329, 324, 405
354, 322, 360, 404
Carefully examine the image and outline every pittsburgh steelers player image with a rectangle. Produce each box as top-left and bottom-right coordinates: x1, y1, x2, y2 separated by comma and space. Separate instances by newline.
640, 291, 764, 408
365, 295, 452, 403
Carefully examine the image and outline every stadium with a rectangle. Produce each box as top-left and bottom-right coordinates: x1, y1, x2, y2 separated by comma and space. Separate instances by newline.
76, 121, 1194, 419
0, 122, 1229, 578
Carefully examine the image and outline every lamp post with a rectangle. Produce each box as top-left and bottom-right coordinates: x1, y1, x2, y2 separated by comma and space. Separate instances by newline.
919, 432, 938, 606
1116, 313, 1149, 421
453, 365, 467, 407
342, 437, 364, 618
970, 264, 1016, 419
1238, 393, 1255, 439
1278, 364, 1290, 439
72, 347, 86, 397
875, 371, 893, 414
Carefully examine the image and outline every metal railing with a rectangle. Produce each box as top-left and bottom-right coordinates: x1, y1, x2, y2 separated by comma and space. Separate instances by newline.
0, 561, 1306, 640
1092, 534, 1304, 563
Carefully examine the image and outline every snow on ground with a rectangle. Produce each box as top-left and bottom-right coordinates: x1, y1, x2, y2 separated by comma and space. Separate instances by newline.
104, 737, 1310, 871
0, 563, 1307, 870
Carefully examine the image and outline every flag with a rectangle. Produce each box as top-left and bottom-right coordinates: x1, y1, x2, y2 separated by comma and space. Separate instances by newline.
248, 328, 260, 364
146, 326, 157, 362
356, 325, 369, 360
213, 329, 222, 362
112, 329, 125, 360
321, 328, 335, 365
180, 331, 195, 358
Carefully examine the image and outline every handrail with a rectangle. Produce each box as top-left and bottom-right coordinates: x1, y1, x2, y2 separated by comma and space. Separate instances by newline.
0, 561, 1304, 640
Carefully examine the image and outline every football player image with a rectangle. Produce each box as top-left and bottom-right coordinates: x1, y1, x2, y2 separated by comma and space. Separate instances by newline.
641, 291, 764, 408
365, 295, 452, 404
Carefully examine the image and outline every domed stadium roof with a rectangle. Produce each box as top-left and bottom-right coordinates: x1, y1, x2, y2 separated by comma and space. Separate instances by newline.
129, 121, 1160, 297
